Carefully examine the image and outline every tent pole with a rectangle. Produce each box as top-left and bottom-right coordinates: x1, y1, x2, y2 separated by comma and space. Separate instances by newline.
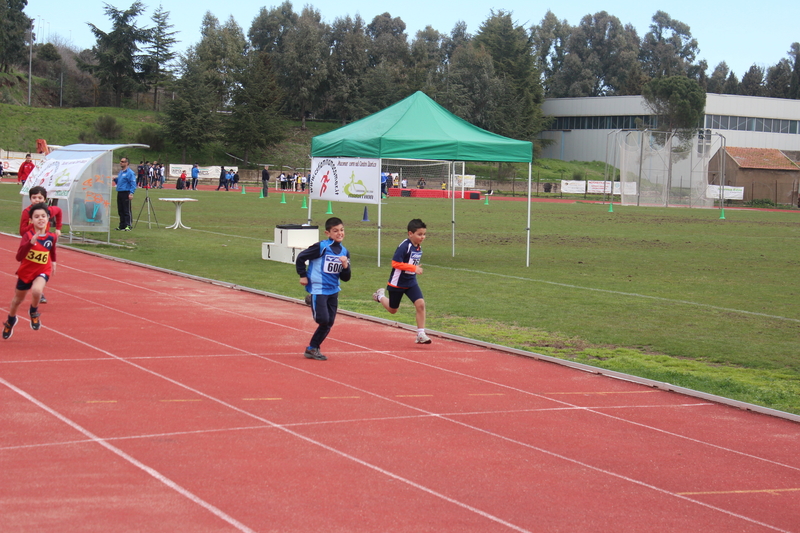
378, 200, 382, 267
526, 162, 532, 267
451, 161, 456, 258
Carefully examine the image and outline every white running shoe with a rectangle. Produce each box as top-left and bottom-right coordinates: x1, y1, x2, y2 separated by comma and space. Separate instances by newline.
415, 332, 432, 344
372, 288, 385, 302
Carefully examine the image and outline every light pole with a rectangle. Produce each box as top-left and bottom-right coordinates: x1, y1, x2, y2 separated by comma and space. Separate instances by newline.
27, 21, 34, 106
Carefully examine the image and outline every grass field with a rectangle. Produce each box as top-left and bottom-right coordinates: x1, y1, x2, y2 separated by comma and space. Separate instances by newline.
2, 183, 799, 414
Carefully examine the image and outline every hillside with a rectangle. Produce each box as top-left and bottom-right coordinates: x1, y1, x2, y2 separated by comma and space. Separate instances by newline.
0, 103, 607, 183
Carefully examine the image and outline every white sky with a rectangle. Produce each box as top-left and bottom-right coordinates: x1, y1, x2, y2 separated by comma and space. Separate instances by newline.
27, 0, 799, 78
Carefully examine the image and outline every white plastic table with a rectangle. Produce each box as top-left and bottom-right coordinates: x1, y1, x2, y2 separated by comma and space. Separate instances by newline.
159, 198, 198, 229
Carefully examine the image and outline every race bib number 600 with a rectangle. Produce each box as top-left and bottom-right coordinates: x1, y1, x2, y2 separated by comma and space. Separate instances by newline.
323, 254, 343, 273
26, 249, 49, 265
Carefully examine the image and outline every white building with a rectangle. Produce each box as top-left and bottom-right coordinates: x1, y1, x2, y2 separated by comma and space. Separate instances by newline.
540, 94, 800, 163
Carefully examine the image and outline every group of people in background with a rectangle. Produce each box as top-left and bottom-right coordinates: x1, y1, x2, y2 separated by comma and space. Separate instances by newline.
277, 172, 308, 192
136, 161, 166, 189
216, 167, 241, 191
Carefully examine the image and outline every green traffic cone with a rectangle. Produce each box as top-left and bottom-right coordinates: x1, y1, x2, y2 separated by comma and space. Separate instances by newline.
484, 194, 489, 205
608, 202, 614, 213
301, 196, 307, 208
326, 201, 333, 214
241, 185, 246, 194
259, 189, 264, 198
719, 207, 726, 220
280, 193, 286, 204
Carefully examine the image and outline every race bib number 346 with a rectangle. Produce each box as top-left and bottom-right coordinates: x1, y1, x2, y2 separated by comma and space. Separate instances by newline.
26, 250, 49, 265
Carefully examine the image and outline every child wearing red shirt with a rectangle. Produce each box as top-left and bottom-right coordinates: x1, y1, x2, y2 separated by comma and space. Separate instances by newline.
3, 203, 57, 339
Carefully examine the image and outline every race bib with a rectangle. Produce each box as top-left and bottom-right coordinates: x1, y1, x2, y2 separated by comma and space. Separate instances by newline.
410, 251, 422, 267
26, 249, 49, 265
323, 254, 343, 273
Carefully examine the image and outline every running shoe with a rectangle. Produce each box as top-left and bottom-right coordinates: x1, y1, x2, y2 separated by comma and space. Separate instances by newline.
304, 294, 312, 306
29, 311, 41, 331
40, 295, 47, 304
372, 288, 385, 302
2, 320, 14, 340
415, 332, 432, 344
303, 347, 327, 361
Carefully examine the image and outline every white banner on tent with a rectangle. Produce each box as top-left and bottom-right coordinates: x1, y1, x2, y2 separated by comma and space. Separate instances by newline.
309, 157, 380, 204
706, 184, 744, 200
21, 157, 93, 198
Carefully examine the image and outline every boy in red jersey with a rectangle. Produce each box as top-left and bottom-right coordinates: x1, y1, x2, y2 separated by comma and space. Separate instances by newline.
372, 218, 431, 344
19, 186, 62, 303
17, 154, 35, 184
3, 203, 57, 339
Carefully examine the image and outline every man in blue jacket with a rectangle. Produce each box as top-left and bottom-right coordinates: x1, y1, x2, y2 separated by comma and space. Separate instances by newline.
114, 157, 136, 231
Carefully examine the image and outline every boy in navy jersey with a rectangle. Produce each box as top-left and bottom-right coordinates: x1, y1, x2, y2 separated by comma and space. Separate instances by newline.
3, 203, 57, 340
296, 217, 351, 360
373, 218, 431, 344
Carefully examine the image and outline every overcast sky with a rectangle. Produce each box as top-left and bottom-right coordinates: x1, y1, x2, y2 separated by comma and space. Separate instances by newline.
27, 0, 799, 78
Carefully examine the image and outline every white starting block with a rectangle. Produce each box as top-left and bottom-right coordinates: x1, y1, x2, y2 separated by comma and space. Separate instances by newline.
262, 224, 319, 264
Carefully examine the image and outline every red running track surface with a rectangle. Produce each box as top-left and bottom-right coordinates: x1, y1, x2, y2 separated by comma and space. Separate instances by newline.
1, 233, 799, 532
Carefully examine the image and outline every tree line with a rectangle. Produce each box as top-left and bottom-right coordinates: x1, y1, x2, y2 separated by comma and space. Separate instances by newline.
3, 1, 800, 164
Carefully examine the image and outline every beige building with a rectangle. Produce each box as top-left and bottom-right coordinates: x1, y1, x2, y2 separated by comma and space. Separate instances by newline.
709, 147, 800, 204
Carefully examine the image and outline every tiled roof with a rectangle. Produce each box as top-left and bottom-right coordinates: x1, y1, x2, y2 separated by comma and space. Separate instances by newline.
726, 147, 800, 170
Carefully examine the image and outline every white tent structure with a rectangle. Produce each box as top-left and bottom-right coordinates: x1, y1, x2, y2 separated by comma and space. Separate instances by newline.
20, 144, 147, 240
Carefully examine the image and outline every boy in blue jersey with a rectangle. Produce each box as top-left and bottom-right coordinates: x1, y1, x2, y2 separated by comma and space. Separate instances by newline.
296, 217, 351, 360
373, 219, 431, 344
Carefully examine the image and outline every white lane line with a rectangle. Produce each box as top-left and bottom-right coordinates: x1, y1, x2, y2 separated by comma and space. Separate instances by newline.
0, 377, 255, 533
16, 326, 535, 533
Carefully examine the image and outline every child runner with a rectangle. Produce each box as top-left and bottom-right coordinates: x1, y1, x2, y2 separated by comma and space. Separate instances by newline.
373, 218, 431, 344
19, 186, 62, 304
3, 203, 57, 339
295, 217, 351, 361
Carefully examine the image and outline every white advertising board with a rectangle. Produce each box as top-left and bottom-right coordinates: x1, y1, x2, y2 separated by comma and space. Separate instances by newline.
169, 164, 237, 178
21, 157, 93, 198
309, 157, 381, 204
706, 185, 745, 200
587, 180, 621, 194
560, 180, 586, 194
454, 174, 476, 188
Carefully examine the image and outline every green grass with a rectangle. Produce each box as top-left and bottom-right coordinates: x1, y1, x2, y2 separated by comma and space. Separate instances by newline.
2, 184, 799, 414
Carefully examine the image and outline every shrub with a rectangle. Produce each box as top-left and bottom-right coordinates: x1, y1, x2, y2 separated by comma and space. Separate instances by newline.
135, 125, 165, 151
94, 115, 123, 139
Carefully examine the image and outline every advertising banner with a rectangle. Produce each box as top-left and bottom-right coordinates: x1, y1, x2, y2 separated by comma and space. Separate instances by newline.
560, 180, 586, 194
309, 157, 381, 204
587, 181, 623, 195
169, 164, 237, 178
21, 157, 93, 198
706, 185, 745, 200
454, 174, 476, 188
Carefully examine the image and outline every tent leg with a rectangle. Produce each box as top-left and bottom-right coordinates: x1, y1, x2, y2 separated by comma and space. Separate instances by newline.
377, 201, 382, 267
526, 162, 532, 267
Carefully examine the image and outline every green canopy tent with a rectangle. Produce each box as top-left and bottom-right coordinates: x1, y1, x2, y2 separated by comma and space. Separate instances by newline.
311, 91, 535, 265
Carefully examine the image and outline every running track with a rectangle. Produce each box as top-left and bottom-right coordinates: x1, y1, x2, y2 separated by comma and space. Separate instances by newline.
1, 233, 798, 532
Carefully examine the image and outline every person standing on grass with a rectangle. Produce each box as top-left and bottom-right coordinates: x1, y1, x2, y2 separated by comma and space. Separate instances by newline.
191, 164, 200, 190
373, 218, 431, 344
3, 203, 57, 340
19, 186, 62, 304
113, 157, 136, 231
261, 165, 270, 197
17, 154, 35, 184
295, 217, 351, 361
